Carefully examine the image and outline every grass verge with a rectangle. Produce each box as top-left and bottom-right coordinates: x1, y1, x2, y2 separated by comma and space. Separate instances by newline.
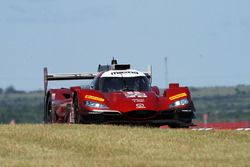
0, 124, 249, 167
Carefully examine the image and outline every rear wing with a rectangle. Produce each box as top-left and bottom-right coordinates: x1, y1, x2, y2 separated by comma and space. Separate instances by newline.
43, 67, 97, 95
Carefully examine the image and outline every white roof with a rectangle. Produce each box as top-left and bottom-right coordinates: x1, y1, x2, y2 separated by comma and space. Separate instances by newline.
101, 69, 146, 78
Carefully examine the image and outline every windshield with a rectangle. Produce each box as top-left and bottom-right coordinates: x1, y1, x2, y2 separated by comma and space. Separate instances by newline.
99, 76, 150, 92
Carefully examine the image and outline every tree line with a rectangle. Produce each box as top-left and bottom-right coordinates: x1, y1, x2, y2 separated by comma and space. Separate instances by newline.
0, 86, 26, 94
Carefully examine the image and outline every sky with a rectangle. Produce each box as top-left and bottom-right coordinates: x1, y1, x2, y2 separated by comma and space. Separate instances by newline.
0, 0, 250, 91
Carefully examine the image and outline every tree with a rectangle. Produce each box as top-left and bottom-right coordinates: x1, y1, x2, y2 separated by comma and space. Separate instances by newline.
4, 86, 26, 94
5, 86, 16, 94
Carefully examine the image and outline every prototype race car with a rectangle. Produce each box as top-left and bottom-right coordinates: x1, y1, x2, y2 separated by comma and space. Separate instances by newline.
44, 58, 195, 128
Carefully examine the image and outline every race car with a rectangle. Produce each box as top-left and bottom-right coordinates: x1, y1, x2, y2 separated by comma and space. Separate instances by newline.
43, 58, 195, 128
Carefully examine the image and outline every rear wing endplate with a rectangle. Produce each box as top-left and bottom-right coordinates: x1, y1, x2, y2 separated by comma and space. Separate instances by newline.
144, 65, 152, 83
43, 67, 96, 95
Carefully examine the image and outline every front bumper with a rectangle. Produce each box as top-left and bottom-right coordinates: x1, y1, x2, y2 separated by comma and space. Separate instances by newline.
82, 106, 195, 126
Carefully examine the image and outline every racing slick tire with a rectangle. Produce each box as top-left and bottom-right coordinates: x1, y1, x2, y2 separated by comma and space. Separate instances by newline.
168, 119, 192, 128
44, 94, 52, 123
73, 95, 82, 124
168, 123, 189, 128
44, 93, 57, 124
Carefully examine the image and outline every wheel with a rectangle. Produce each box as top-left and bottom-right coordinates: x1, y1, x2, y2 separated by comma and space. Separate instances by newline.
44, 94, 52, 124
168, 123, 189, 128
73, 95, 81, 123
44, 93, 57, 123
66, 105, 75, 123
168, 121, 190, 128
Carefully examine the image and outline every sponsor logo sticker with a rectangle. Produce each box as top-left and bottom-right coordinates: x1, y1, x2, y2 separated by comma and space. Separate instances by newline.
85, 95, 105, 102
132, 99, 145, 103
169, 93, 187, 101
136, 103, 146, 109
111, 71, 139, 75
124, 91, 147, 98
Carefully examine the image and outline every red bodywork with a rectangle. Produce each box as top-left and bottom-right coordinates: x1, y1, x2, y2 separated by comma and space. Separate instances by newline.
44, 60, 195, 127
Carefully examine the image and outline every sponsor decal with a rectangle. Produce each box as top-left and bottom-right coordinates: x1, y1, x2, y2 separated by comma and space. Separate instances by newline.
85, 95, 105, 102
124, 91, 147, 98
111, 71, 139, 75
101, 70, 145, 78
136, 103, 146, 109
169, 93, 187, 101
132, 99, 145, 103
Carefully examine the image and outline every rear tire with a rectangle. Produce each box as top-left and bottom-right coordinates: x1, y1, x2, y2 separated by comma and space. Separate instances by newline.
44, 94, 52, 124
44, 93, 58, 123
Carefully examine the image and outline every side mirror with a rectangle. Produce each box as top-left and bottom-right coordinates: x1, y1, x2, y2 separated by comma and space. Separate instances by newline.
169, 83, 179, 88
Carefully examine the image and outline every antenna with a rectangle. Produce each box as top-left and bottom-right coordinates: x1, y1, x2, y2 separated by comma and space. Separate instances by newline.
164, 57, 168, 86
111, 57, 118, 65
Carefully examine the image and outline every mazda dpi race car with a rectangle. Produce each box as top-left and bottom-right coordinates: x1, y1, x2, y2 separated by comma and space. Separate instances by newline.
44, 59, 195, 128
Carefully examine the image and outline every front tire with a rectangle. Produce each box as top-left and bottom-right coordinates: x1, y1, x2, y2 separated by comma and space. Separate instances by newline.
168, 119, 192, 128
73, 95, 81, 123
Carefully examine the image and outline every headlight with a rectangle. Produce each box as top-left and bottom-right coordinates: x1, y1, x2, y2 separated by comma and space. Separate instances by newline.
84, 101, 109, 109
169, 98, 189, 108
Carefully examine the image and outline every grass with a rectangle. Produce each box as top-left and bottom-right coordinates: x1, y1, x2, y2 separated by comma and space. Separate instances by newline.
0, 124, 250, 167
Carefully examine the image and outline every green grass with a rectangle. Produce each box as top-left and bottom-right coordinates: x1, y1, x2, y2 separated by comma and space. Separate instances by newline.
0, 125, 249, 167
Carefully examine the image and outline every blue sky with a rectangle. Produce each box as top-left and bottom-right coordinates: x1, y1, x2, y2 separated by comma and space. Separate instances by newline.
0, 0, 250, 90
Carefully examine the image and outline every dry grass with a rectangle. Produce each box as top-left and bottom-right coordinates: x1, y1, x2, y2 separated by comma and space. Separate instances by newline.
0, 124, 249, 167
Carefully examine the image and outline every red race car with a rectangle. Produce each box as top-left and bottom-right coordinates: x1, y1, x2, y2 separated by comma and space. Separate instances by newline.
43, 58, 195, 128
